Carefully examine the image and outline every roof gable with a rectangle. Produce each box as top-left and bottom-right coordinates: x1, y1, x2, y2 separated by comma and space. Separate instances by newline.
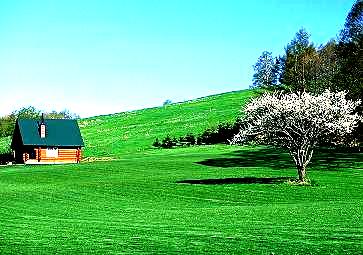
14, 119, 84, 147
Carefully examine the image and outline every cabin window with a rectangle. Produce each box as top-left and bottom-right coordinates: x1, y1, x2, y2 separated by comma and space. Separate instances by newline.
46, 147, 58, 158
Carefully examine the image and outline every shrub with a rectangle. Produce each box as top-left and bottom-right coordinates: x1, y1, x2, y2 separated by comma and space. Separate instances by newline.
0, 152, 14, 165
160, 135, 178, 149
152, 138, 161, 148
153, 121, 241, 149
179, 133, 197, 146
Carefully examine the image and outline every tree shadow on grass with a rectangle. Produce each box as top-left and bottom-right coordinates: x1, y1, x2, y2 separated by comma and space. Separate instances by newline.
196, 146, 293, 170
177, 176, 293, 185
310, 147, 363, 170
196, 146, 363, 171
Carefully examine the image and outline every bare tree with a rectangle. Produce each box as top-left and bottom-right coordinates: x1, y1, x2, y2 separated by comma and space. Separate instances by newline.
230, 90, 361, 182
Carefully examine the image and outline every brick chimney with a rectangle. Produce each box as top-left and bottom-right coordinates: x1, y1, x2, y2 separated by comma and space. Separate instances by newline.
39, 113, 46, 138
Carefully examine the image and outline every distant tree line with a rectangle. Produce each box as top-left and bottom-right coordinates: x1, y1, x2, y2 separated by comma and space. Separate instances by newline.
0, 106, 79, 138
252, 0, 362, 97
251, 0, 362, 142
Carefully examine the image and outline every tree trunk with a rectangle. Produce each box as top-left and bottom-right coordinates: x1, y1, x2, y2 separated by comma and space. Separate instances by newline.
297, 165, 307, 182
289, 146, 314, 183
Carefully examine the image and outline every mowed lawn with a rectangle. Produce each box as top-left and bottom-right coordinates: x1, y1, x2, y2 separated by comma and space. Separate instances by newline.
0, 145, 362, 254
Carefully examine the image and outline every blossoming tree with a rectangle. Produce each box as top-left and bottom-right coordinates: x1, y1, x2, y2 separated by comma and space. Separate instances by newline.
231, 90, 361, 182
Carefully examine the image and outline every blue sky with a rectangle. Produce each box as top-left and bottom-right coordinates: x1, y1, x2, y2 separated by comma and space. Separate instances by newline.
0, 0, 354, 117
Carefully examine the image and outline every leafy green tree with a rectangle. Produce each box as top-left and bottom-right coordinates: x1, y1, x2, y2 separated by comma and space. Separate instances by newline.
334, 42, 362, 101
335, 0, 363, 102
163, 99, 172, 106
335, 0, 363, 142
339, 0, 363, 44
279, 28, 321, 93
0, 115, 16, 137
45, 109, 80, 119
316, 40, 339, 92
0, 106, 41, 137
15, 106, 41, 119
0, 106, 79, 138
251, 51, 279, 89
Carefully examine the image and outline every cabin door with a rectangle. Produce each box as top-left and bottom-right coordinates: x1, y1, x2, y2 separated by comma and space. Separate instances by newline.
29, 149, 36, 159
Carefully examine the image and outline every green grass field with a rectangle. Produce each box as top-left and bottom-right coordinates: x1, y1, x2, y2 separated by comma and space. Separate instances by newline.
0, 146, 362, 254
0, 89, 362, 254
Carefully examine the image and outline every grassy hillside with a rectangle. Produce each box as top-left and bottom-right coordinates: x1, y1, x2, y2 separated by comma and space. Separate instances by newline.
79, 89, 254, 157
0, 90, 253, 156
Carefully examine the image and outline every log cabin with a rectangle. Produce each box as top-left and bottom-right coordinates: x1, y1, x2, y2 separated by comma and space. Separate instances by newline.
11, 116, 84, 164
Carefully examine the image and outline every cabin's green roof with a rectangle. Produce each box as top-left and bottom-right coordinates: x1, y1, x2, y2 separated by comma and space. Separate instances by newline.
15, 119, 84, 147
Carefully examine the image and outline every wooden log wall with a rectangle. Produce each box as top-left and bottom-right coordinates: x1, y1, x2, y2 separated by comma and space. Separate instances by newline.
34, 148, 82, 163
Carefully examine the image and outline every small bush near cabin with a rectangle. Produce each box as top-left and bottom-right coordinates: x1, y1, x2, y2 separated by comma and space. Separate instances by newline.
0, 152, 14, 165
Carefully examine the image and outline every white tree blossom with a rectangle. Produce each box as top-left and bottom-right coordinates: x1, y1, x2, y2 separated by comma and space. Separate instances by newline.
231, 90, 362, 182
